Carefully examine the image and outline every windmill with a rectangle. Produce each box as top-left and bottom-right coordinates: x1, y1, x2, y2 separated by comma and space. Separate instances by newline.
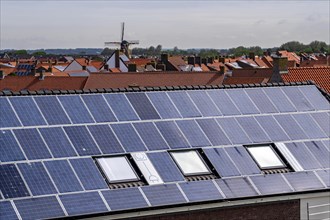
104, 22, 139, 58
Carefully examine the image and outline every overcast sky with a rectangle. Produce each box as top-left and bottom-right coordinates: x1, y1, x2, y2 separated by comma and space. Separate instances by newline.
1, 0, 329, 49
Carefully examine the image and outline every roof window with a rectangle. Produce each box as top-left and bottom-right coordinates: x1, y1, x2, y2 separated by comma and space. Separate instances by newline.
247, 145, 286, 169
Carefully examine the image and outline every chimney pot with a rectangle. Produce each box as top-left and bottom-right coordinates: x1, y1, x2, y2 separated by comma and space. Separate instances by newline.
195, 56, 201, 65
188, 56, 195, 65
82, 65, 87, 70
128, 63, 137, 72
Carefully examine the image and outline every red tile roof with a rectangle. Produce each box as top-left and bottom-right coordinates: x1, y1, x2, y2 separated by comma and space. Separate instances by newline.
223, 77, 269, 84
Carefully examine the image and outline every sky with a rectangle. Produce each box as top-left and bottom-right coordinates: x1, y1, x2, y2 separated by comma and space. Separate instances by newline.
0, 0, 329, 50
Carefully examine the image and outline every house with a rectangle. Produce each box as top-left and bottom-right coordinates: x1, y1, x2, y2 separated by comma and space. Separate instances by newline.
0, 81, 329, 220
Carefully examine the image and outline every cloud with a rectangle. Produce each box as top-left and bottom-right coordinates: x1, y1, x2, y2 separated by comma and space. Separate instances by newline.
277, 19, 287, 25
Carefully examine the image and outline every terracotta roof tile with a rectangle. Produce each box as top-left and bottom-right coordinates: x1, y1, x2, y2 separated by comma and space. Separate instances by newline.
223, 77, 269, 84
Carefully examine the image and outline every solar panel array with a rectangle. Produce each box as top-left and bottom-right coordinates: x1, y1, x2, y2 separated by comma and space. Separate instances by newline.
1, 85, 329, 219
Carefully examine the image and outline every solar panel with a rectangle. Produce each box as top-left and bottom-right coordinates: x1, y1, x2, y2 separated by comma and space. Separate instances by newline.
69, 158, 108, 190
13, 129, 52, 160
64, 126, 101, 156
292, 114, 327, 139
0, 130, 26, 162
245, 89, 278, 113
250, 174, 293, 195
315, 170, 330, 187
147, 152, 185, 182
207, 90, 241, 116
17, 162, 57, 196
179, 180, 222, 202
203, 148, 240, 177
103, 94, 139, 121
111, 123, 147, 152
0, 201, 19, 220
254, 115, 290, 142
60, 192, 108, 216
0, 98, 21, 128
196, 119, 231, 146
304, 141, 330, 169
225, 146, 261, 175
147, 92, 182, 119
298, 86, 330, 110
283, 171, 324, 191
126, 93, 160, 120
34, 96, 71, 125
216, 118, 251, 144
58, 95, 94, 124
322, 139, 330, 151
187, 91, 222, 116
310, 112, 330, 136
15, 196, 65, 220
262, 87, 297, 112
215, 177, 258, 198
81, 94, 117, 122
44, 160, 83, 193
280, 87, 314, 111
225, 89, 260, 115
155, 121, 190, 149
236, 117, 270, 143
102, 188, 149, 211
285, 142, 322, 170
273, 114, 308, 140
133, 122, 169, 150
142, 184, 186, 206
167, 91, 201, 118
175, 120, 211, 147
9, 97, 47, 126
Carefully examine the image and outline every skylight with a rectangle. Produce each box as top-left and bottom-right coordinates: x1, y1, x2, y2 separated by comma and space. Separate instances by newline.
247, 145, 286, 169
171, 151, 210, 176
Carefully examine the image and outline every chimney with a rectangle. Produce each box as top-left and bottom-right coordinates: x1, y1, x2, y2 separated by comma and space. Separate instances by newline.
39, 70, 45, 80
195, 56, 201, 65
161, 53, 168, 64
201, 58, 207, 65
207, 57, 214, 64
82, 65, 87, 70
269, 56, 288, 83
188, 56, 195, 65
147, 62, 156, 68
220, 66, 225, 75
54, 59, 58, 65
128, 63, 137, 72
249, 52, 255, 60
156, 63, 166, 71
31, 67, 36, 76
104, 64, 109, 71
219, 57, 225, 63
115, 50, 120, 68
0, 70, 4, 79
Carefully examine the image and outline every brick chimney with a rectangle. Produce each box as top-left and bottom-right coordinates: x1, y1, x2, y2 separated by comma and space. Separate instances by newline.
104, 64, 109, 71
195, 56, 201, 65
220, 66, 225, 75
219, 57, 225, 63
201, 58, 207, 65
207, 57, 214, 64
188, 56, 195, 65
115, 50, 120, 68
161, 53, 168, 64
82, 65, 87, 70
0, 70, 4, 79
128, 63, 137, 72
269, 56, 288, 83
249, 52, 255, 61
39, 70, 45, 80
156, 63, 166, 71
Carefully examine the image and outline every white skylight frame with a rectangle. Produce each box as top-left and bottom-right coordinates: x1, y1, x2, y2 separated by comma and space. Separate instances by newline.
171, 150, 211, 176
247, 145, 286, 169
96, 156, 139, 183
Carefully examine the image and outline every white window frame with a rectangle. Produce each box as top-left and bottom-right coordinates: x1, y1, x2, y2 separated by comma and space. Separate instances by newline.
246, 145, 286, 169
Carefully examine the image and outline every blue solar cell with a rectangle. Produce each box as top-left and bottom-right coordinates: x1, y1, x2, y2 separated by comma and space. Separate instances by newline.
310, 112, 330, 136
315, 170, 330, 187
196, 119, 231, 146
283, 171, 324, 191
81, 94, 117, 122
216, 118, 251, 145
147, 92, 182, 119
58, 95, 94, 124
262, 87, 297, 112
64, 126, 101, 156
215, 177, 258, 198
292, 114, 327, 139
9, 97, 47, 126
102, 188, 149, 211
298, 86, 330, 110
0, 98, 21, 128
322, 139, 330, 151
147, 152, 185, 182
88, 125, 124, 154
225, 146, 261, 175
126, 93, 160, 120
273, 114, 308, 140
0, 130, 26, 162
167, 91, 201, 117
13, 129, 52, 160
255, 115, 290, 142
60, 192, 108, 216
304, 141, 330, 169
285, 142, 322, 170
111, 123, 147, 152
39, 127, 77, 158
18, 162, 57, 196
34, 96, 71, 125
69, 158, 108, 190
204, 148, 240, 177
225, 89, 260, 115
176, 120, 211, 147
15, 196, 65, 220
250, 174, 293, 195
44, 160, 83, 193
179, 180, 222, 202
207, 90, 241, 116
280, 87, 314, 111
155, 121, 190, 149
245, 89, 278, 113
103, 94, 139, 121
187, 91, 222, 116
0, 201, 19, 220
133, 122, 169, 150
236, 117, 270, 143
142, 184, 186, 206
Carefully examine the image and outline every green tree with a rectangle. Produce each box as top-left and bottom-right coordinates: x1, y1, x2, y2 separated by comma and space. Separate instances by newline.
33, 51, 47, 56
14, 50, 28, 55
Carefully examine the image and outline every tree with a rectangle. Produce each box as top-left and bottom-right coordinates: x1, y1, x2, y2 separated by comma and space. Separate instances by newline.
14, 50, 28, 55
33, 51, 47, 56
309, 41, 327, 53
280, 41, 305, 52
101, 47, 115, 56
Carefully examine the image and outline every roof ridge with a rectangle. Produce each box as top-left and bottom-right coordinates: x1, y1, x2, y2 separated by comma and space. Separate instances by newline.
288, 66, 330, 70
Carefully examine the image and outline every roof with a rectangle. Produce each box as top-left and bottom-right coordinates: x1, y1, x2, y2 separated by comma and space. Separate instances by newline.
223, 76, 269, 84
0, 82, 329, 219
